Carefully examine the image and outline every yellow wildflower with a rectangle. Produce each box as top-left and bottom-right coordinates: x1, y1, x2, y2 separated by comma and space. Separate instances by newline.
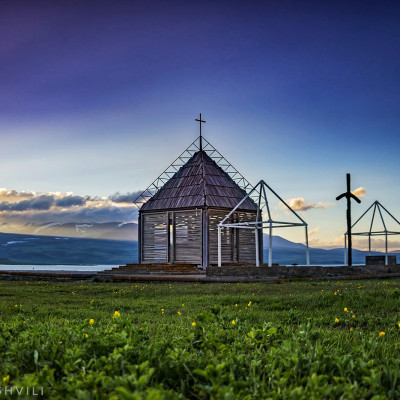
85, 333, 89, 338
2, 375, 9, 385
379, 331, 385, 337
113, 311, 120, 318
335, 318, 339, 323
352, 315, 355, 318
182, 304, 185, 307
192, 321, 196, 327
235, 304, 238, 307
232, 320, 236, 325
248, 301, 252, 307
344, 307, 348, 312
177, 311, 182, 316
89, 319, 94, 325
398, 323, 400, 328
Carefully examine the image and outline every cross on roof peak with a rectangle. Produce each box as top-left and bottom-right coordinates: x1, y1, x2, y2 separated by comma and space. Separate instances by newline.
195, 113, 206, 151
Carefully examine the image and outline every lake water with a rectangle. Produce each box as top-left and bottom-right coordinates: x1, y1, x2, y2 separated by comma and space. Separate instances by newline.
0, 264, 117, 272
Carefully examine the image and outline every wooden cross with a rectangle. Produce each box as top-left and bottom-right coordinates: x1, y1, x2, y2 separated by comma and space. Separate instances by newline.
336, 173, 361, 266
195, 113, 206, 151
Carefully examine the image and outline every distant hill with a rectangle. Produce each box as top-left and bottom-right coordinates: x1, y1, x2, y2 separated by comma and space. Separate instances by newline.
263, 234, 306, 249
0, 232, 137, 265
0, 232, 398, 266
6, 222, 138, 241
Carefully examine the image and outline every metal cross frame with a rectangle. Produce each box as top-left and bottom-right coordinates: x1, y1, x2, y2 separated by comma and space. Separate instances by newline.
133, 135, 253, 208
344, 200, 400, 265
217, 180, 310, 267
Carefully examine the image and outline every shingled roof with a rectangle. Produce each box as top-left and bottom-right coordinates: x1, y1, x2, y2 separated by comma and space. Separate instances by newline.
140, 151, 258, 212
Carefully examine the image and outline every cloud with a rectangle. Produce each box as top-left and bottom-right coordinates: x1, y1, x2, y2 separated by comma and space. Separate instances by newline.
308, 235, 400, 251
283, 198, 334, 212
0, 187, 140, 231
109, 191, 143, 203
0, 188, 35, 201
0, 206, 138, 225
0, 190, 92, 212
55, 195, 88, 207
308, 227, 320, 236
0, 195, 54, 211
351, 187, 366, 197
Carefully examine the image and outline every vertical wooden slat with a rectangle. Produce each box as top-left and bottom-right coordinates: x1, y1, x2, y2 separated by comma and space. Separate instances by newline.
202, 208, 209, 268
237, 211, 257, 263
168, 211, 175, 263
174, 209, 202, 264
208, 210, 235, 264
142, 212, 168, 262
138, 213, 142, 264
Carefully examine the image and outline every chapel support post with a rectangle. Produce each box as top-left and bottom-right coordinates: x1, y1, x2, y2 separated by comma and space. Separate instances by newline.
305, 225, 310, 266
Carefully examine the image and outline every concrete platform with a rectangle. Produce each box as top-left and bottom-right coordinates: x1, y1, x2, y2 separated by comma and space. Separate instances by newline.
0, 265, 400, 283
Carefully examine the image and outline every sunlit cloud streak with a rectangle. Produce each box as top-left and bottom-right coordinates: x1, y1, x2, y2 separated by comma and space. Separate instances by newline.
282, 198, 334, 212
351, 187, 366, 197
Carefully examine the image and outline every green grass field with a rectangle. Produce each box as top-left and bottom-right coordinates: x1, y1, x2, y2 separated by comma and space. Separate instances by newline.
1, 279, 400, 399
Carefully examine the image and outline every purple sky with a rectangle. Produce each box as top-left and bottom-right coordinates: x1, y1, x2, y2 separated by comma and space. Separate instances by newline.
0, 0, 399, 249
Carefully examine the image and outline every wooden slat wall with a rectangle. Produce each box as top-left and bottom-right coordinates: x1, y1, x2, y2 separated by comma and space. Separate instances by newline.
238, 211, 257, 263
142, 212, 168, 262
208, 210, 235, 264
168, 216, 174, 263
174, 210, 202, 263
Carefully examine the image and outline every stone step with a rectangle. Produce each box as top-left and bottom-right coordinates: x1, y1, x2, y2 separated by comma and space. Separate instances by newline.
102, 263, 206, 276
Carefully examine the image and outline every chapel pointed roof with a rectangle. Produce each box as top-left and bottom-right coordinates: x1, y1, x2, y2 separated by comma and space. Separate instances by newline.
140, 150, 258, 212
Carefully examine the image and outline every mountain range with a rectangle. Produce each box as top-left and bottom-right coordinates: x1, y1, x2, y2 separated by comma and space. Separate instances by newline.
1, 222, 139, 241
0, 222, 313, 247
0, 230, 398, 266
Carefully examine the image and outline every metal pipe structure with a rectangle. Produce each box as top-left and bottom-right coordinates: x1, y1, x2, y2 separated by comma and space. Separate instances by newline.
305, 225, 310, 266
268, 223, 273, 267
217, 226, 222, 267
133, 132, 253, 209
218, 180, 310, 268
346, 201, 400, 266
377, 205, 388, 265
368, 234, 371, 255
385, 232, 388, 266
255, 229, 260, 267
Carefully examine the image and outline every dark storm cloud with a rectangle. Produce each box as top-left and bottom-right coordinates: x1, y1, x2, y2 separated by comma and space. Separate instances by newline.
0, 193, 91, 212
55, 195, 88, 207
0, 195, 54, 211
0, 188, 140, 230
109, 191, 143, 203
0, 206, 138, 225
